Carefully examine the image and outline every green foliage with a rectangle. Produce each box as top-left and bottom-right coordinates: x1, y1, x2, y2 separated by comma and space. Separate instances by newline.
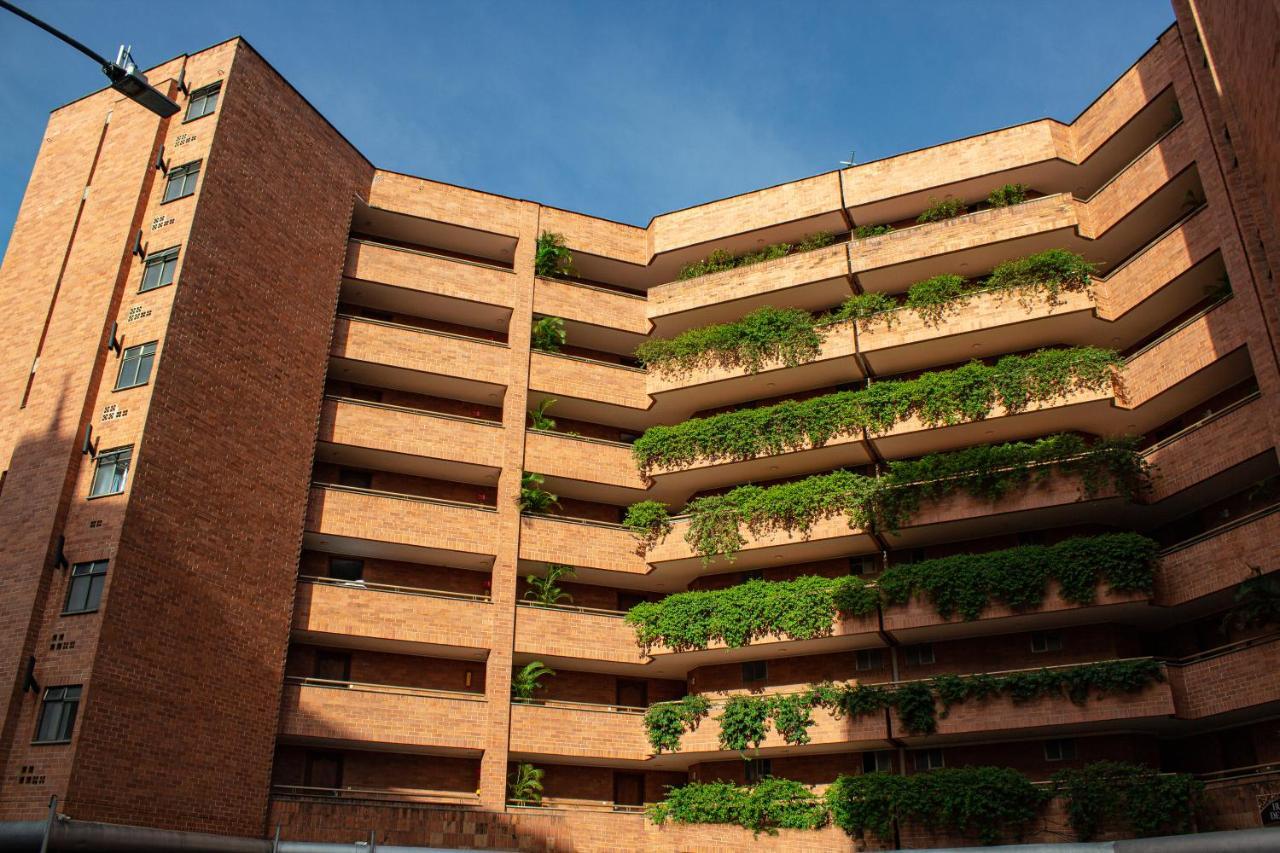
987, 183, 1028, 207
622, 500, 672, 548
643, 695, 710, 752
677, 232, 835, 280
625, 575, 877, 652
630, 346, 1122, 473
527, 398, 557, 431
828, 767, 1047, 844
530, 316, 567, 353
1224, 567, 1280, 632
853, 223, 895, 239
876, 532, 1158, 620
649, 778, 828, 834
511, 661, 555, 700
507, 763, 545, 804
534, 232, 574, 278
985, 248, 1095, 306
635, 306, 824, 377
650, 433, 1147, 562
916, 196, 967, 224
905, 274, 970, 325
523, 563, 575, 606
824, 291, 897, 325
1052, 761, 1202, 840
517, 471, 560, 513
718, 695, 772, 751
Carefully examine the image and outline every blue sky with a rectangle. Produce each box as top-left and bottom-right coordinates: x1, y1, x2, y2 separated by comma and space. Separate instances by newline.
1, 0, 1172, 255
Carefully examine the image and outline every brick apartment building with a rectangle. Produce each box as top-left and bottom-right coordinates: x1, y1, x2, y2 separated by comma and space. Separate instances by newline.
0, 1, 1277, 850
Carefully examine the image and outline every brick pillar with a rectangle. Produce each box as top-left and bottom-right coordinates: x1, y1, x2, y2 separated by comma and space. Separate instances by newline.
479, 202, 541, 808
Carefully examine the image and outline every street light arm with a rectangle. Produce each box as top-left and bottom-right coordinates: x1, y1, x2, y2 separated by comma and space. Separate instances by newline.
0, 0, 111, 68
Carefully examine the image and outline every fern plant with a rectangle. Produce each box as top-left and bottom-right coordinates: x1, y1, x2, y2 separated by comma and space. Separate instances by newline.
531, 316, 567, 353
508, 763, 545, 804
517, 472, 560, 513
511, 661, 555, 700
534, 232, 574, 278
524, 563, 576, 606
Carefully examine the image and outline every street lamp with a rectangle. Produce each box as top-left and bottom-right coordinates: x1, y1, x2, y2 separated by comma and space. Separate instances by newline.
0, 0, 179, 118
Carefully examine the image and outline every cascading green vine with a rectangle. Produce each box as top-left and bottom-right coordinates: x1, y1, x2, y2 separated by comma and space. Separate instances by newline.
635, 306, 824, 377
622, 500, 673, 549
642, 694, 710, 753
630, 346, 1121, 473
1052, 761, 1202, 840
635, 248, 1095, 374
877, 532, 1158, 620
651, 433, 1148, 562
827, 767, 1047, 844
649, 778, 829, 834
645, 659, 1165, 751
676, 232, 835, 281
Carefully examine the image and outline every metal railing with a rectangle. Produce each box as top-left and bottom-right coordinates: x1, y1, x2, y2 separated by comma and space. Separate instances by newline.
324, 394, 502, 427
511, 696, 646, 715
285, 676, 485, 703
299, 575, 492, 604
274, 783, 481, 806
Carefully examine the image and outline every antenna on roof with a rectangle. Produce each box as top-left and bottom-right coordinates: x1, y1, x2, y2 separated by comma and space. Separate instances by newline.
839, 149, 857, 168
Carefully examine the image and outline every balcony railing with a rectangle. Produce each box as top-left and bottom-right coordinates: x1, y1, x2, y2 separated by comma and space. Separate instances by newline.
273, 783, 481, 807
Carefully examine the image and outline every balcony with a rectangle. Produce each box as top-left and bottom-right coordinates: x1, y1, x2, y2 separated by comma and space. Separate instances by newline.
305, 484, 498, 570
1157, 504, 1280, 608
329, 315, 507, 406
1168, 636, 1280, 721
527, 352, 650, 429
533, 277, 650, 354
893, 660, 1176, 743
513, 601, 882, 678
316, 396, 502, 485
279, 677, 486, 753
293, 576, 492, 659
518, 515, 648, 584
523, 432, 645, 506
646, 242, 853, 338
342, 238, 515, 330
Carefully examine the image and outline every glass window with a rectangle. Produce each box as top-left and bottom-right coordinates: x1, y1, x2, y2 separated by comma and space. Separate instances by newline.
1031, 632, 1064, 653
327, 558, 364, 581
115, 341, 158, 390
1045, 739, 1077, 761
912, 748, 944, 771
863, 751, 895, 774
904, 644, 935, 666
162, 162, 200, 202
745, 758, 772, 783
89, 447, 132, 498
34, 685, 82, 743
741, 660, 767, 684
185, 82, 221, 121
140, 247, 179, 292
856, 649, 883, 671
338, 468, 372, 489
63, 560, 107, 614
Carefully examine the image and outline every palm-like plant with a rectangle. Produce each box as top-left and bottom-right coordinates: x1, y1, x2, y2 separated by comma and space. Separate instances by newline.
531, 316, 567, 353
508, 762, 545, 804
524, 563, 576, 606
528, 398, 557, 431
512, 661, 555, 700
534, 232, 575, 278
517, 472, 559, 513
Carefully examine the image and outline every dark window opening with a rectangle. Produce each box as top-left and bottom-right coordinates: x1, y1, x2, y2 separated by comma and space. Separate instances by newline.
115, 341, 158, 390
89, 447, 132, 498
185, 82, 221, 121
139, 246, 178, 292
63, 560, 107, 614
162, 162, 200, 202
34, 685, 81, 743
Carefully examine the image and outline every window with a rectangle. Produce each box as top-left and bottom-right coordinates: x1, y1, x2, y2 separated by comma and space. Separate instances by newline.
741, 569, 764, 582
184, 82, 221, 121
303, 750, 343, 788
162, 162, 200, 202
1044, 738, 1077, 761
741, 660, 767, 685
34, 685, 81, 743
850, 556, 878, 576
896, 548, 927, 565
88, 447, 132, 497
327, 558, 364, 582
139, 247, 179, 292
856, 649, 883, 671
1031, 632, 1064, 653
114, 341, 158, 390
745, 758, 772, 783
863, 751, 895, 774
338, 468, 372, 489
912, 748, 944, 771
904, 644, 935, 666
314, 650, 351, 682
63, 560, 107, 614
